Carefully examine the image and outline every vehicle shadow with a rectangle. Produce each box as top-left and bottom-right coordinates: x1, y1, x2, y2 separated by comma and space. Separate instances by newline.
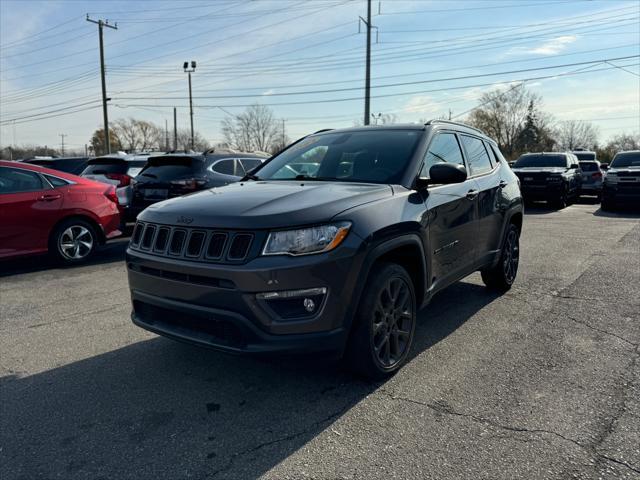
1, 279, 496, 480
0, 238, 129, 278
593, 205, 640, 218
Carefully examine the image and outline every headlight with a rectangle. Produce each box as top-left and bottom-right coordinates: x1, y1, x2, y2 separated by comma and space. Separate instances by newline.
605, 172, 618, 184
262, 222, 351, 256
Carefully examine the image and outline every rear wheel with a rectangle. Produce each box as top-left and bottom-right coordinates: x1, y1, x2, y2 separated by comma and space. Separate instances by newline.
345, 263, 416, 380
481, 224, 520, 292
49, 219, 98, 264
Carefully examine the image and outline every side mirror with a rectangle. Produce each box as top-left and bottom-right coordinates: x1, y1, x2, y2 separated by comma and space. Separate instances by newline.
600, 163, 609, 170
428, 163, 468, 185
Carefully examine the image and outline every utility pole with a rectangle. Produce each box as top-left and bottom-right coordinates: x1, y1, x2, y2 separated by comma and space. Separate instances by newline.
87, 15, 117, 154
59, 134, 66, 155
165, 119, 169, 152
282, 119, 286, 148
173, 107, 177, 151
448, 109, 453, 120
359, 0, 377, 126
84, 144, 88, 156
183, 61, 196, 150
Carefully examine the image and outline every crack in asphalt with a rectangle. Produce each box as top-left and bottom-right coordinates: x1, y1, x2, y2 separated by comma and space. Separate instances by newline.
563, 314, 639, 348
208, 401, 354, 478
378, 389, 640, 475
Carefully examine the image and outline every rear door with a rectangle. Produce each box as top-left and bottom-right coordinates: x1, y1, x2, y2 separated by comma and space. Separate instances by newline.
0, 166, 64, 257
422, 131, 479, 291
459, 135, 504, 261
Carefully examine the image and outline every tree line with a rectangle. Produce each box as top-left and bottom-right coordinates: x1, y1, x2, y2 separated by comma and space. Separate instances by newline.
1, 89, 637, 161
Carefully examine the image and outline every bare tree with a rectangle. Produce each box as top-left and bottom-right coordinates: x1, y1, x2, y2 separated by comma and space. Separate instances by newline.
175, 128, 209, 152
221, 104, 280, 153
90, 127, 123, 156
597, 132, 640, 162
466, 85, 543, 158
112, 118, 162, 152
554, 120, 599, 151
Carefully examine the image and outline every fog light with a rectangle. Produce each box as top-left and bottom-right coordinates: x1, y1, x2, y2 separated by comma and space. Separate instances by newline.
256, 288, 327, 319
303, 298, 316, 312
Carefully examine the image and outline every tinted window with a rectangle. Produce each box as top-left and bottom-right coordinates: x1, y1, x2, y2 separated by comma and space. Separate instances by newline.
44, 175, 69, 187
513, 154, 568, 168
484, 141, 498, 166
82, 160, 128, 176
420, 132, 464, 178
239, 158, 262, 172
579, 162, 598, 172
0, 167, 45, 193
258, 130, 422, 184
611, 151, 640, 168
212, 159, 237, 176
574, 152, 596, 161
461, 135, 493, 175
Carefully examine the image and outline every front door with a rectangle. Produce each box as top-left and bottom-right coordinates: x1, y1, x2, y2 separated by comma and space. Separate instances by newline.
420, 131, 479, 292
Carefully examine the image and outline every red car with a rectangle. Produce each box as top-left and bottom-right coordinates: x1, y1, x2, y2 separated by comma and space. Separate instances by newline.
0, 160, 121, 264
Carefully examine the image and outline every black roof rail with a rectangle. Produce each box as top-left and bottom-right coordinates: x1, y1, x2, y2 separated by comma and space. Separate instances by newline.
312, 128, 333, 134
425, 119, 486, 136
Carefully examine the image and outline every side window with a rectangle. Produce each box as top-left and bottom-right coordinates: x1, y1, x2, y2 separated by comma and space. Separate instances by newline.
484, 141, 498, 167
420, 132, 465, 178
239, 158, 262, 173
212, 159, 236, 176
0, 167, 46, 194
44, 175, 69, 187
460, 135, 493, 176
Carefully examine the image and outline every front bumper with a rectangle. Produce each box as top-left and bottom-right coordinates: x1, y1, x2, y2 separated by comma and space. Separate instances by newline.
126, 237, 365, 355
519, 183, 563, 200
603, 183, 640, 204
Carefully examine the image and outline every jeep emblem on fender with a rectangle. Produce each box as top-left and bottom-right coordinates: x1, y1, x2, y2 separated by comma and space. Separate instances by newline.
176, 215, 194, 225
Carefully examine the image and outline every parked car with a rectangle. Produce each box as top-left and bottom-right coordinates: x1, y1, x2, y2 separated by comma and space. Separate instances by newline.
128, 152, 267, 221
126, 121, 523, 379
81, 153, 150, 223
81, 153, 149, 187
0, 161, 121, 264
22, 157, 91, 175
577, 160, 604, 199
511, 152, 582, 208
601, 150, 640, 210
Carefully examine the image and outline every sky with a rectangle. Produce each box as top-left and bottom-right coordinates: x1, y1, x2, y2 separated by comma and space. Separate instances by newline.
1, 0, 639, 153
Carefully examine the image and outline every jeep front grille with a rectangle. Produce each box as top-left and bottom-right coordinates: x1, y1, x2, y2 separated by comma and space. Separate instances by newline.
129, 222, 258, 264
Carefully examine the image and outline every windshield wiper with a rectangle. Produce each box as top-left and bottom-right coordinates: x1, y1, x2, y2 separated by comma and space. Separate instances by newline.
293, 174, 341, 181
241, 172, 260, 181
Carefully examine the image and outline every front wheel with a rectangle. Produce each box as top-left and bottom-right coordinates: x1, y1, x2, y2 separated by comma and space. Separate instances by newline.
552, 185, 568, 209
481, 224, 520, 292
345, 263, 416, 380
49, 219, 98, 264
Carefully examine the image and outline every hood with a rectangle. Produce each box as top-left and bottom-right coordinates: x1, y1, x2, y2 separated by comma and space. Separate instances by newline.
138, 181, 393, 229
512, 167, 568, 174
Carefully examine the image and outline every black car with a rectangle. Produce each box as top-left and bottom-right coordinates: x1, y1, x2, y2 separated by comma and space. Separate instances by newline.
602, 150, 640, 210
126, 121, 523, 378
23, 157, 91, 175
511, 152, 582, 208
129, 152, 267, 221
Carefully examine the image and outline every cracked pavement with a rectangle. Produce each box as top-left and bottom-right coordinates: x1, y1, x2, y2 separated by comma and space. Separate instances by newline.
1, 202, 639, 479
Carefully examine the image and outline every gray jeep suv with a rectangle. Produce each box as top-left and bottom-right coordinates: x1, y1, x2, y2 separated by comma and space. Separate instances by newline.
126, 121, 524, 378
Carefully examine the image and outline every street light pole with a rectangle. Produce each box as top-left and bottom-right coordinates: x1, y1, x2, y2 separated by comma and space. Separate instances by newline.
183, 61, 196, 150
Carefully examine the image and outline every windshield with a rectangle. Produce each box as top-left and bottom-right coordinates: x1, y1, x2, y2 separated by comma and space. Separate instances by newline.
574, 152, 596, 161
256, 130, 422, 184
513, 154, 568, 168
611, 152, 640, 168
579, 162, 598, 172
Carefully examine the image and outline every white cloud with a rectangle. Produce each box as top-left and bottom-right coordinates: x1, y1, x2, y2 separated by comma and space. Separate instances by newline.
529, 35, 578, 55
401, 95, 438, 114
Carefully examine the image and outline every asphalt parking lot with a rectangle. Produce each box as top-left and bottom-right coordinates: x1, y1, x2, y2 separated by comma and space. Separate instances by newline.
1, 201, 639, 480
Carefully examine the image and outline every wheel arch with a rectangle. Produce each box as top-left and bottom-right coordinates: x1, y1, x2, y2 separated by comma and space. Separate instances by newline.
48, 214, 106, 248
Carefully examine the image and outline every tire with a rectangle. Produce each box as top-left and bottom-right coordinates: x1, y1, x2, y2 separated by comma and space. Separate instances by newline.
601, 197, 614, 211
552, 185, 568, 209
49, 218, 98, 265
345, 262, 416, 380
481, 223, 520, 292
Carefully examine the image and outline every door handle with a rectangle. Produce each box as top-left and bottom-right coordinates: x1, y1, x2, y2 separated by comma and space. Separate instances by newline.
466, 189, 479, 200
38, 193, 62, 201
498, 180, 508, 189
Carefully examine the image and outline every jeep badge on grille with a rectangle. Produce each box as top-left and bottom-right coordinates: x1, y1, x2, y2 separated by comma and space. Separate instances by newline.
176, 216, 194, 225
